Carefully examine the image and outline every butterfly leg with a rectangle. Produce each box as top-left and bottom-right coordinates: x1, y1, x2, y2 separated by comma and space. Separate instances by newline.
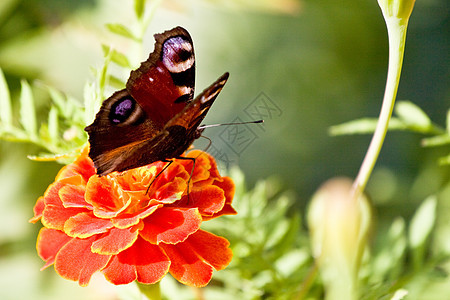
174, 156, 197, 203
145, 159, 174, 195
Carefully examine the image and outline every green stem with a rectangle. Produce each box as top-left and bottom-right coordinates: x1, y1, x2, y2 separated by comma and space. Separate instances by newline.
351, 17, 409, 199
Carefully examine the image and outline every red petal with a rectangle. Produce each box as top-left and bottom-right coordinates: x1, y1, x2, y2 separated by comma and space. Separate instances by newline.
91, 226, 139, 255
178, 186, 225, 217
30, 196, 45, 223
56, 147, 95, 183
161, 242, 213, 287
140, 208, 202, 244
36, 228, 72, 269
42, 181, 87, 230
154, 177, 186, 203
184, 229, 233, 271
111, 204, 161, 229
59, 185, 92, 209
64, 212, 113, 238
205, 177, 237, 219
85, 176, 128, 218
102, 237, 170, 285
55, 235, 111, 286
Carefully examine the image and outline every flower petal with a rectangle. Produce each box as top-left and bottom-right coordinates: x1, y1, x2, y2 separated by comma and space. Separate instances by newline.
161, 242, 213, 287
59, 185, 93, 209
102, 237, 170, 285
56, 147, 95, 183
141, 208, 202, 244
205, 177, 237, 220
183, 185, 225, 217
42, 181, 87, 230
184, 229, 233, 271
36, 228, 72, 269
55, 235, 111, 286
111, 204, 161, 229
64, 212, 113, 238
85, 176, 129, 218
30, 196, 45, 223
92, 226, 139, 255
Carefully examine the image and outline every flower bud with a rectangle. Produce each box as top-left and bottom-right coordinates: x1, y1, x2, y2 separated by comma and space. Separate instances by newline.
307, 178, 372, 300
377, 0, 415, 21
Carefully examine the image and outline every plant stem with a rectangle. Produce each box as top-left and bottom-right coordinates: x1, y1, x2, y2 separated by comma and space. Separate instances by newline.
351, 17, 409, 199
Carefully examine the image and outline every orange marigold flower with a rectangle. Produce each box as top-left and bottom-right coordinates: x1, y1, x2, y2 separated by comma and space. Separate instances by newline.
30, 147, 236, 287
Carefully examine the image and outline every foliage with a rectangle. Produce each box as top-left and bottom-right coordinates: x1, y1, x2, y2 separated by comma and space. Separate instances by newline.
330, 100, 450, 165
0, 0, 449, 299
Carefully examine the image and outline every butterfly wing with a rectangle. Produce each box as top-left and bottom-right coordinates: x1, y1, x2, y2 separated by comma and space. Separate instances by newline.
127, 26, 196, 127
85, 26, 227, 176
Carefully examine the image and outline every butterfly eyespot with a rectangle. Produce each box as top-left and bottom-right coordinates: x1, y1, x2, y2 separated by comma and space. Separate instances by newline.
109, 96, 145, 126
162, 36, 194, 73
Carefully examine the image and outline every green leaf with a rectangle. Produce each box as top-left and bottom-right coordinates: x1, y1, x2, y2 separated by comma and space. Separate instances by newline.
47, 106, 59, 144
329, 118, 406, 135
107, 74, 126, 89
421, 134, 450, 147
134, 0, 146, 19
409, 195, 437, 249
101, 45, 132, 68
19, 80, 37, 140
105, 23, 139, 41
395, 101, 431, 131
0, 68, 12, 129
438, 154, 450, 165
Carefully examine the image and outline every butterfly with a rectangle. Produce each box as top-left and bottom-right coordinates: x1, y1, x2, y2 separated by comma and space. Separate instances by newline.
85, 27, 228, 176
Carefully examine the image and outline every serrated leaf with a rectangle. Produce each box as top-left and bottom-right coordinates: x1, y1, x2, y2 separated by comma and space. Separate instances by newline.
47, 106, 59, 144
134, 0, 146, 19
0, 68, 12, 128
106, 23, 139, 41
409, 195, 437, 248
19, 80, 37, 140
421, 134, 450, 147
47, 86, 66, 114
395, 101, 431, 130
108, 74, 126, 89
329, 118, 406, 135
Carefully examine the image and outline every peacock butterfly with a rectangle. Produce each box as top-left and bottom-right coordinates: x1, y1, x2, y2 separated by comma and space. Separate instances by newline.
85, 27, 228, 176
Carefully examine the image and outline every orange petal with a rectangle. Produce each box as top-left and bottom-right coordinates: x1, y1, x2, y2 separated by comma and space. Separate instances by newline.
56, 147, 95, 183
184, 229, 233, 271
161, 242, 213, 287
42, 182, 87, 230
111, 204, 161, 229
85, 176, 128, 218
91, 226, 139, 255
154, 177, 186, 203
102, 237, 170, 285
30, 196, 45, 223
64, 212, 113, 238
205, 177, 237, 219
36, 228, 72, 269
179, 186, 225, 217
59, 185, 92, 209
55, 235, 111, 286
140, 208, 202, 244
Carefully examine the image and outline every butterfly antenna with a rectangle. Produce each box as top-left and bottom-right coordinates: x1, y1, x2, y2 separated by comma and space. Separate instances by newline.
197, 119, 263, 130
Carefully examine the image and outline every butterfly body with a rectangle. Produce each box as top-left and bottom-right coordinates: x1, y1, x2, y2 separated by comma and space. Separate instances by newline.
85, 27, 228, 176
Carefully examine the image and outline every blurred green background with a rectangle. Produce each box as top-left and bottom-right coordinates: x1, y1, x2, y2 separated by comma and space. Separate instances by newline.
0, 0, 448, 299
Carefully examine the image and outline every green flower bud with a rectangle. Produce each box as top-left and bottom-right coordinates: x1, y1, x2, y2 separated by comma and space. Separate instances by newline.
377, 0, 415, 21
307, 178, 372, 300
